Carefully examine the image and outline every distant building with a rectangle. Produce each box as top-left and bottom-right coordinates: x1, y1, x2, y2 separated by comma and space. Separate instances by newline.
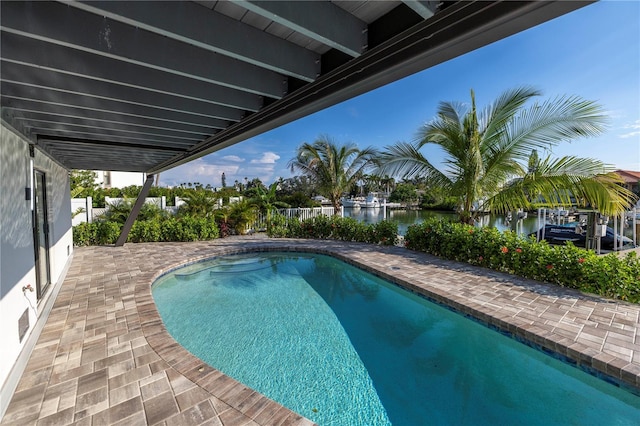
95, 171, 147, 189
615, 170, 640, 194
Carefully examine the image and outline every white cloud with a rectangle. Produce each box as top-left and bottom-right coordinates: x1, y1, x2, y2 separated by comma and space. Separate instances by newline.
250, 152, 280, 164
619, 131, 640, 139
159, 158, 238, 187
623, 119, 640, 130
618, 119, 640, 138
159, 150, 287, 188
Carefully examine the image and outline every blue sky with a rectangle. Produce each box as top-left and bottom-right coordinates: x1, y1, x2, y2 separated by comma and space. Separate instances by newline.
160, 1, 640, 188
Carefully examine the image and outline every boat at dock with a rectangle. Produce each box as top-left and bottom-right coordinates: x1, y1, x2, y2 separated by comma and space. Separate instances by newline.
363, 194, 381, 208
341, 197, 361, 208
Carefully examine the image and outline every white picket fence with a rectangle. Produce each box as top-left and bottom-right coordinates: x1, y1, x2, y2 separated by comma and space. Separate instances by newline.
71, 196, 171, 225
71, 197, 335, 230
253, 207, 336, 230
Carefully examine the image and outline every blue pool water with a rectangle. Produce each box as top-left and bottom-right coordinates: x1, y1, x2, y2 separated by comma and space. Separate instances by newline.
152, 253, 640, 425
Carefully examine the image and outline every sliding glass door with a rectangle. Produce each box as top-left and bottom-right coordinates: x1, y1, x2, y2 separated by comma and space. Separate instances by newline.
33, 170, 51, 300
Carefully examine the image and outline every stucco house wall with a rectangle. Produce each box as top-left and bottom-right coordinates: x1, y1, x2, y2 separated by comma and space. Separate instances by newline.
0, 123, 74, 417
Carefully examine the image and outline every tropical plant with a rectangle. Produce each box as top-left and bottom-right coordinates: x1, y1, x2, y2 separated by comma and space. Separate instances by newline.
288, 135, 379, 214
100, 199, 135, 223
100, 199, 167, 224
378, 87, 636, 223
250, 182, 290, 224
177, 189, 218, 217
215, 199, 257, 235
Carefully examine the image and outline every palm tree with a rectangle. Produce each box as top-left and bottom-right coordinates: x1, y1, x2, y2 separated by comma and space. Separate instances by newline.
288, 135, 379, 214
378, 87, 635, 223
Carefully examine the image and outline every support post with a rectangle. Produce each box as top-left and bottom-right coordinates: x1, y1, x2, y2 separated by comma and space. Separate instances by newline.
115, 174, 154, 247
613, 216, 622, 251
86, 196, 93, 223
633, 208, 638, 248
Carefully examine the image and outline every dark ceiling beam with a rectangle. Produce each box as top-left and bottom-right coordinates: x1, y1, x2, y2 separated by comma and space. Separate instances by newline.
27, 125, 194, 147
42, 145, 175, 157
12, 113, 205, 142
37, 148, 173, 172
37, 137, 184, 171
37, 135, 189, 153
0, 33, 264, 112
150, 0, 591, 174
401, 1, 437, 19
237, 0, 367, 57
1, 62, 244, 122
0, 83, 235, 129
69, 0, 320, 82
1, 1, 287, 98
2, 104, 219, 135
1, 95, 228, 135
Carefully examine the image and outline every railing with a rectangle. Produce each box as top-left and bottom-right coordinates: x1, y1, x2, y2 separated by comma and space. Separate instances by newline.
92, 208, 108, 218
253, 207, 336, 230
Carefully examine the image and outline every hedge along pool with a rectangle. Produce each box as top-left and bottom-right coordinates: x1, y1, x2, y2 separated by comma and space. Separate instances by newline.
152, 252, 640, 425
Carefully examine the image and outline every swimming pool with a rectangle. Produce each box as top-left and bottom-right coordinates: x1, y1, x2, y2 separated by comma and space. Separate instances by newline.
152, 252, 640, 425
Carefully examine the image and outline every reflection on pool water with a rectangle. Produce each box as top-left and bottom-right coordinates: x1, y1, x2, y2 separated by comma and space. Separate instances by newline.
153, 253, 640, 425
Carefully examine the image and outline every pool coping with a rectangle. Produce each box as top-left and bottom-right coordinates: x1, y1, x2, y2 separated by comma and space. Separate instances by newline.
3, 236, 639, 425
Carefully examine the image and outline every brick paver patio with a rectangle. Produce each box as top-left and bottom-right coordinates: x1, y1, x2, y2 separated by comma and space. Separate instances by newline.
3, 235, 640, 425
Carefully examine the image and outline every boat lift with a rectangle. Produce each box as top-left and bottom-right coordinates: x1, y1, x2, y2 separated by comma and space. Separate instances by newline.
535, 208, 638, 254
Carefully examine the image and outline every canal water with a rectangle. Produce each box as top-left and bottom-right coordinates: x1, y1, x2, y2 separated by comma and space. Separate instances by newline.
343, 208, 636, 241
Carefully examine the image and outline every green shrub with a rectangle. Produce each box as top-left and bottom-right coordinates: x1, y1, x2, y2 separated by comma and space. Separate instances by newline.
405, 218, 640, 303
129, 220, 161, 243
157, 216, 219, 242
73, 222, 98, 247
329, 216, 366, 241
72, 221, 121, 246
266, 213, 292, 237
366, 220, 399, 245
95, 221, 121, 245
73, 215, 219, 246
268, 215, 398, 246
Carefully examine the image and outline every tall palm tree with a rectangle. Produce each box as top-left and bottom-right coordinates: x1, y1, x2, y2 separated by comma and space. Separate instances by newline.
288, 135, 379, 214
378, 87, 635, 223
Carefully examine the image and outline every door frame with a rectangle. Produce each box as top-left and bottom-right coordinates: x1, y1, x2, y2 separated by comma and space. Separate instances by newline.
33, 169, 51, 300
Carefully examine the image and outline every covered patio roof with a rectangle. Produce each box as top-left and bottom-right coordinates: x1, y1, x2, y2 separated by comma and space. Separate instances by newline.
1, 1, 590, 174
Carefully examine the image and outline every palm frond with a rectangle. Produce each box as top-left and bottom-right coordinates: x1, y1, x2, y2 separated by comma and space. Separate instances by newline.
501, 95, 608, 159
487, 156, 636, 215
377, 141, 451, 188
436, 100, 467, 124
480, 86, 541, 140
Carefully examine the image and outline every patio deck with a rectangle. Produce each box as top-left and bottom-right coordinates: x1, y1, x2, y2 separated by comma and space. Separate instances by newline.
2, 235, 640, 425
